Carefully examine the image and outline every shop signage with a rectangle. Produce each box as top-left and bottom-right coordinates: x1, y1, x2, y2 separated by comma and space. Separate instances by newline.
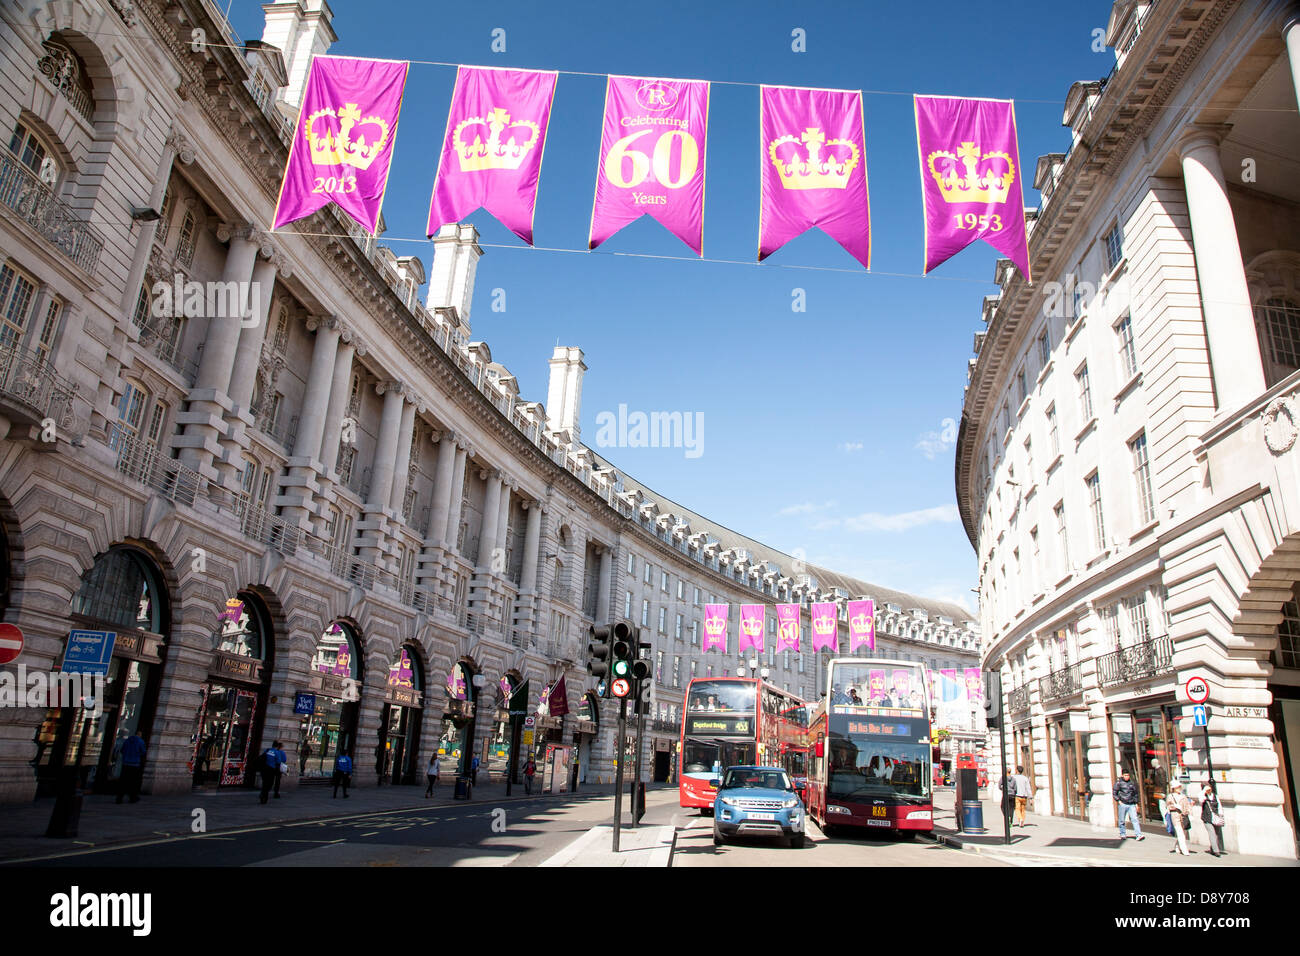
387, 686, 420, 708
1226, 735, 1271, 750
1221, 706, 1267, 719
575, 720, 597, 735
1068, 710, 1090, 734
61, 630, 116, 676
109, 630, 163, 663
1184, 676, 1210, 704
213, 651, 261, 683
294, 693, 316, 715
1111, 713, 1133, 734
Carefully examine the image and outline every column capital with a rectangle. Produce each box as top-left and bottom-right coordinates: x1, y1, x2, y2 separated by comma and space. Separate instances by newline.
1177, 124, 1232, 159
166, 128, 197, 165
216, 221, 262, 245
306, 314, 343, 334
376, 379, 407, 397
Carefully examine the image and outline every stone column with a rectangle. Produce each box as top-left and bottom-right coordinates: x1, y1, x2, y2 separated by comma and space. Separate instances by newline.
445, 443, 469, 554
388, 399, 418, 516
1178, 127, 1267, 413
368, 382, 406, 512
318, 337, 358, 479
495, 478, 511, 557
293, 316, 342, 465
426, 430, 457, 545
478, 470, 502, 570
1285, 7, 1300, 114
227, 254, 283, 417
520, 501, 542, 593
597, 547, 613, 623
118, 129, 193, 320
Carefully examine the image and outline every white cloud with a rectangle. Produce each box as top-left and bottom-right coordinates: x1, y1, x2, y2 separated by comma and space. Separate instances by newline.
841, 504, 960, 533
777, 499, 837, 517
839, 441, 864, 453
915, 417, 959, 459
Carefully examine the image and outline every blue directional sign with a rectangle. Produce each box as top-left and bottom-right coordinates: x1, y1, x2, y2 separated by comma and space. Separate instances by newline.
294, 693, 316, 715
1193, 705, 1208, 727
61, 630, 116, 676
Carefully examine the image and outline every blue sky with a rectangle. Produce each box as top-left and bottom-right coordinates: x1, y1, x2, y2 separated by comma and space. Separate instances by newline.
230, 0, 1116, 612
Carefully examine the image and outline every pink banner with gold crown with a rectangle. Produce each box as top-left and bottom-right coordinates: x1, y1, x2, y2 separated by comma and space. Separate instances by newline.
427, 66, 557, 245
590, 75, 709, 255
273, 55, 409, 234
776, 604, 801, 652
739, 604, 765, 653
703, 604, 729, 653
810, 602, 839, 652
759, 85, 871, 269
915, 94, 1031, 280
847, 599, 875, 653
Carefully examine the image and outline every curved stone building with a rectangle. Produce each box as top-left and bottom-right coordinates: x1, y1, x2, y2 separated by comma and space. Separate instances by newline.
956, 0, 1300, 857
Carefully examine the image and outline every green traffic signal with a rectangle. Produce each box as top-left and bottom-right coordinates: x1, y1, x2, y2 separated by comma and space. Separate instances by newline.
613, 659, 630, 677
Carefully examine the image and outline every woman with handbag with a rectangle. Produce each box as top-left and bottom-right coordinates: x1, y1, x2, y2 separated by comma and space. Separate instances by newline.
1167, 780, 1193, 855
1199, 779, 1225, 857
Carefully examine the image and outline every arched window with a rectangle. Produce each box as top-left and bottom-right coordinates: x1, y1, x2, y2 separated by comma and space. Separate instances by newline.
37, 35, 94, 122
8, 121, 61, 189
0, 262, 38, 350
71, 546, 165, 633
215, 593, 268, 660
1255, 296, 1300, 388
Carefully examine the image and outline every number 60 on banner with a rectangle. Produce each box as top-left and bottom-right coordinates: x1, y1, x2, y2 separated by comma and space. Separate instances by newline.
602, 129, 700, 189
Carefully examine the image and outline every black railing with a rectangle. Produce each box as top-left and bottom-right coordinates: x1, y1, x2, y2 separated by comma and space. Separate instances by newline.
1097, 634, 1174, 687
106, 424, 199, 507
0, 147, 104, 274
1008, 683, 1030, 713
0, 341, 78, 431
1039, 662, 1083, 701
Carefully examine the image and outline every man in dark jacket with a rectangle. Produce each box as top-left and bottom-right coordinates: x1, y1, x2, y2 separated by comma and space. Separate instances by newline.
1114, 769, 1144, 840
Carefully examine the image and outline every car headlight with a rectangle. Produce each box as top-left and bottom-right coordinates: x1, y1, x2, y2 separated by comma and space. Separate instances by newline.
719, 797, 736, 807
782, 797, 800, 808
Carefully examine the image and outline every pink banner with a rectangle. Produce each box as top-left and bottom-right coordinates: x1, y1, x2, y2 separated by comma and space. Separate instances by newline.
775, 604, 801, 652
219, 597, 245, 623
891, 669, 912, 701
964, 667, 983, 704
759, 85, 870, 269
703, 604, 729, 653
810, 602, 839, 652
915, 95, 1030, 280
589, 76, 709, 255
739, 604, 765, 653
273, 55, 408, 234
847, 599, 875, 652
427, 66, 557, 245
388, 647, 414, 688
548, 675, 570, 717
868, 669, 887, 703
447, 663, 467, 701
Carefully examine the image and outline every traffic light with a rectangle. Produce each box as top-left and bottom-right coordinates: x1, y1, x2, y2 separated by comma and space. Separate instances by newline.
609, 621, 635, 700
631, 644, 652, 715
588, 624, 613, 698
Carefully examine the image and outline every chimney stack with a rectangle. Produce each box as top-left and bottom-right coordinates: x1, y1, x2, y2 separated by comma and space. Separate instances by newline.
261, 0, 337, 111
427, 223, 483, 335
546, 346, 586, 443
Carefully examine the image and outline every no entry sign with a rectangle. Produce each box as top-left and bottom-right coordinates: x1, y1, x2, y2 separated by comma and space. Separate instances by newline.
0, 623, 23, 664
1185, 675, 1210, 704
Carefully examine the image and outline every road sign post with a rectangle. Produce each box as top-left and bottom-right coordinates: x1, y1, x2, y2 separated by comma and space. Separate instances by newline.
613, 697, 627, 853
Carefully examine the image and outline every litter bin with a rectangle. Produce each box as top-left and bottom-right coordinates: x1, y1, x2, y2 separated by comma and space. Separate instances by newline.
454, 775, 472, 800
960, 799, 987, 834
46, 767, 85, 838
630, 781, 646, 822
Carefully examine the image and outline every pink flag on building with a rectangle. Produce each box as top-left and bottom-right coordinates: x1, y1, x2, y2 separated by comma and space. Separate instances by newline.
589, 75, 709, 255
847, 599, 875, 652
547, 675, 570, 717
759, 85, 871, 269
775, 604, 801, 652
703, 604, 729, 653
427, 66, 558, 245
810, 602, 839, 652
868, 669, 887, 703
914, 95, 1031, 280
964, 667, 983, 704
219, 597, 245, 624
273, 55, 409, 234
447, 663, 467, 701
739, 604, 765, 653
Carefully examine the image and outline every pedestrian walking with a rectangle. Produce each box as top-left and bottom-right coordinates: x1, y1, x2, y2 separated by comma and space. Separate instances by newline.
999, 771, 1016, 822
1114, 769, 1145, 841
1199, 779, 1225, 857
115, 730, 147, 804
425, 753, 440, 797
1167, 780, 1194, 855
332, 751, 353, 798
1012, 766, 1032, 827
259, 739, 286, 804
523, 755, 536, 795
471, 753, 480, 786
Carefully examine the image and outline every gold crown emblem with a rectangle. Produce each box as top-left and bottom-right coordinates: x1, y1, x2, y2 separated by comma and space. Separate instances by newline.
812, 616, 835, 635
453, 107, 540, 172
850, 613, 873, 634
926, 141, 1015, 204
741, 619, 763, 636
305, 103, 391, 170
704, 617, 726, 636
769, 127, 859, 190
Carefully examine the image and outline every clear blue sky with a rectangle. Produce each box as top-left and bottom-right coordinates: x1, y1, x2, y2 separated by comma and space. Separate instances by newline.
230, 0, 1115, 612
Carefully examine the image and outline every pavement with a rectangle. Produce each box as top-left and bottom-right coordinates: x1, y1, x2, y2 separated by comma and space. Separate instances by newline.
0, 774, 616, 864
926, 788, 1297, 867
540, 824, 675, 866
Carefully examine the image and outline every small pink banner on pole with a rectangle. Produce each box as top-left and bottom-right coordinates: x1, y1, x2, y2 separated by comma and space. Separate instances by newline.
427, 66, 557, 245
739, 604, 765, 653
274, 55, 409, 235
703, 604, 729, 653
759, 85, 871, 269
776, 604, 801, 652
589, 75, 709, 255
914, 95, 1031, 280
810, 602, 839, 652
964, 667, 983, 704
548, 675, 570, 717
847, 599, 875, 652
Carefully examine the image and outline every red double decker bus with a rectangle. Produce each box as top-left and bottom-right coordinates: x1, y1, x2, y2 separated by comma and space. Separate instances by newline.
805, 658, 934, 834
678, 677, 807, 812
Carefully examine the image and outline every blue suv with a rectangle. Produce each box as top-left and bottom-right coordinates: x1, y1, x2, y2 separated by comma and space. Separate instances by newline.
712, 765, 806, 849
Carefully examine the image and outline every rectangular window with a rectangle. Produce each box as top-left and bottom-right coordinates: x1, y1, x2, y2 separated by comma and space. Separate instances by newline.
1129, 432, 1156, 526
690, 620, 699, 646
1047, 405, 1059, 457
175, 212, 196, 267
1038, 328, 1051, 366
627, 553, 635, 575
1054, 502, 1070, 573
1024, 436, 1033, 473
1123, 594, 1151, 647
1016, 366, 1027, 406
145, 401, 167, 445
0, 264, 37, 349
693, 586, 700, 606
658, 607, 666, 634
33, 298, 60, 361
1099, 603, 1121, 650
672, 656, 681, 687
656, 650, 664, 683
1104, 222, 1124, 271
624, 590, 632, 619
677, 580, 685, 600
643, 563, 652, 584
675, 613, 683, 640
1087, 471, 1105, 552
641, 599, 649, 627
1076, 364, 1094, 421
661, 570, 669, 593
1116, 314, 1138, 379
